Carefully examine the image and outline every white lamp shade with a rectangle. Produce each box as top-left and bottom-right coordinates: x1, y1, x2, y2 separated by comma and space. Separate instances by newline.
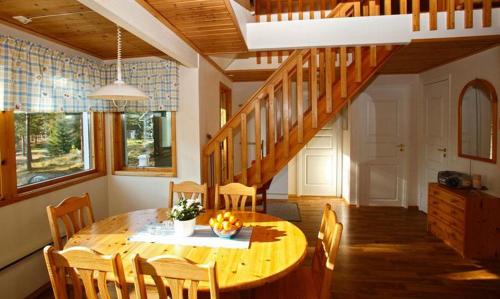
88, 80, 148, 101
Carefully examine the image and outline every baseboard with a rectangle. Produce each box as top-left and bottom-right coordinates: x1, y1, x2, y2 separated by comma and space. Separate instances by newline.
267, 193, 289, 200
25, 282, 51, 299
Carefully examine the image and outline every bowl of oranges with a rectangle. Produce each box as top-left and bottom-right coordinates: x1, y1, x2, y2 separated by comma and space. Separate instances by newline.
209, 211, 243, 238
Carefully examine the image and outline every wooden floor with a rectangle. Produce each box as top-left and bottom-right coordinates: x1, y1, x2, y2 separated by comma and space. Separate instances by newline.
36, 196, 500, 298
289, 196, 500, 299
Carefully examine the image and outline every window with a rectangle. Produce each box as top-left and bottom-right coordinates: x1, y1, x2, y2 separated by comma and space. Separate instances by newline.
112, 111, 176, 176
15, 112, 93, 187
0, 111, 106, 205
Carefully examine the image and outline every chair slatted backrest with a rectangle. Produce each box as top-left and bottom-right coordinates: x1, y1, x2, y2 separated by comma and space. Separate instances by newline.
311, 204, 343, 299
214, 183, 257, 212
169, 181, 208, 208
133, 254, 220, 299
46, 193, 95, 249
43, 246, 129, 299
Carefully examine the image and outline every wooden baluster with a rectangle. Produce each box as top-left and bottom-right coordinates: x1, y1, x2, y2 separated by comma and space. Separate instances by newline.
227, 130, 234, 182
288, 0, 293, 20
400, 0, 407, 14
447, 0, 455, 29
310, 48, 318, 128
268, 86, 275, 169
299, 0, 304, 19
369, 1, 377, 66
202, 152, 209, 184
385, 0, 392, 15
321, 0, 326, 18
267, 0, 272, 63
483, 0, 492, 27
256, 51, 261, 64
319, 49, 325, 96
297, 54, 304, 143
332, 48, 336, 82
330, 0, 337, 10
240, 114, 248, 184
464, 0, 473, 28
325, 48, 333, 113
277, 0, 283, 62
355, 46, 362, 82
340, 47, 347, 98
214, 142, 221, 185
254, 100, 262, 183
429, 0, 437, 30
282, 71, 290, 158
310, 0, 315, 19
413, 0, 420, 31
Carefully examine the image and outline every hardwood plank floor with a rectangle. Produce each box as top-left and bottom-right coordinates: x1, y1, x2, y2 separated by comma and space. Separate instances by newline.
35, 196, 500, 298
288, 196, 500, 299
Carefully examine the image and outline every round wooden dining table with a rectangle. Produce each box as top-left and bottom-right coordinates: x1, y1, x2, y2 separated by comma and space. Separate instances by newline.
65, 208, 307, 292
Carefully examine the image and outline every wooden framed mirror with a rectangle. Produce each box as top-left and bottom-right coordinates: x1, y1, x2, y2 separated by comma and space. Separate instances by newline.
458, 79, 498, 164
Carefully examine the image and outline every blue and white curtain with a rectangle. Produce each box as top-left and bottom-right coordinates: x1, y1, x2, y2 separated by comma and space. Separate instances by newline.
0, 35, 179, 112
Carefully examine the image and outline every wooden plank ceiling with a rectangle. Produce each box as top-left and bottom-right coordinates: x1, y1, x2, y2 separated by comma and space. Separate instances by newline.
140, 0, 248, 55
0, 0, 164, 59
381, 36, 500, 74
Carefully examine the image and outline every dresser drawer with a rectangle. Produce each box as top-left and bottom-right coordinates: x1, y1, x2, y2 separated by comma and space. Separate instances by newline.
428, 206, 464, 232
428, 216, 464, 254
429, 187, 465, 210
429, 196, 465, 224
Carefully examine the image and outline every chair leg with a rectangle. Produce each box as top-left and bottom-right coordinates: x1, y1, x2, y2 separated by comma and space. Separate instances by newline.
262, 191, 267, 213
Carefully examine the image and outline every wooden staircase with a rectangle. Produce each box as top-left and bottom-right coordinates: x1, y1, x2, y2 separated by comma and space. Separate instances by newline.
202, 2, 401, 207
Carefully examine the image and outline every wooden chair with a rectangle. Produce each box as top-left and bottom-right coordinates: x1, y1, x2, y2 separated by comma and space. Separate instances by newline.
214, 183, 257, 212
46, 193, 95, 250
132, 254, 220, 299
254, 204, 343, 299
169, 181, 208, 208
43, 246, 129, 299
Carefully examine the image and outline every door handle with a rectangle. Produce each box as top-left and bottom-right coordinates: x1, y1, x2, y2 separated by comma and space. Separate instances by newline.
396, 144, 405, 152
437, 148, 447, 152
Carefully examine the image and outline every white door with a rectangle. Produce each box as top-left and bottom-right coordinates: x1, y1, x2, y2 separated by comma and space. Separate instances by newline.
298, 119, 341, 196
358, 87, 409, 207
420, 79, 450, 212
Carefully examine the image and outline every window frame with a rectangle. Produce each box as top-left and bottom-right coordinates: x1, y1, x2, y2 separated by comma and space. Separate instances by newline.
111, 111, 177, 177
0, 111, 106, 207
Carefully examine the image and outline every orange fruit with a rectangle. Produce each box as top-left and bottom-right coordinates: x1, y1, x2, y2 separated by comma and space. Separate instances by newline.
235, 221, 242, 228
223, 211, 232, 219
216, 214, 224, 223
222, 221, 231, 231
229, 216, 237, 224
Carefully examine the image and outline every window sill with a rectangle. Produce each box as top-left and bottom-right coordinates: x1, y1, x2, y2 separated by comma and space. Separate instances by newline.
113, 169, 177, 178
0, 170, 106, 207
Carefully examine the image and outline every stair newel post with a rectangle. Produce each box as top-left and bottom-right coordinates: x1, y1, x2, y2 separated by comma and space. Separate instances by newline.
310, 48, 318, 128
227, 129, 234, 183
325, 48, 333, 113
282, 70, 290, 158
297, 53, 304, 143
240, 113, 248, 185
268, 85, 276, 169
254, 99, 262, 184
340, 47, 347, 98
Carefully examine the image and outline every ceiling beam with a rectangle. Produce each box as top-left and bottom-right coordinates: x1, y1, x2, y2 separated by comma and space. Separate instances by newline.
77, 0, 198, 67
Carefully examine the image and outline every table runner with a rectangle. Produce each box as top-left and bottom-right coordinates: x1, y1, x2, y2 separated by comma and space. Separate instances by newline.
128, 224, 253, 249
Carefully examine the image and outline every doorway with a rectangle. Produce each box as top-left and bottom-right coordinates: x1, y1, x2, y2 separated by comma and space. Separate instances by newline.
420, 79, 450, 212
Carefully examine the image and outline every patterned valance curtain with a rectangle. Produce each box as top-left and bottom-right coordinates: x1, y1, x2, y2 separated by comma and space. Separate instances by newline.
0, 35, 179, 113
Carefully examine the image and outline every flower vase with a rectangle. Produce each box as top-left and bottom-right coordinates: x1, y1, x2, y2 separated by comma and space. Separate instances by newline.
173, 218, 196, 237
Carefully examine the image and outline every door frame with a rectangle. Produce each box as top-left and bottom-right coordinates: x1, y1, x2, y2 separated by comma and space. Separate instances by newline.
418, 76, 451, 212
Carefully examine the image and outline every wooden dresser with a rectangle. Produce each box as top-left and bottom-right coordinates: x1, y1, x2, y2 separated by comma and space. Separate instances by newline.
428, 183, 500, 259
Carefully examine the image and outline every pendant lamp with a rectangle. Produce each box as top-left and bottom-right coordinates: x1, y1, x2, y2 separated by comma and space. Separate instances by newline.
88, 26, 148, 106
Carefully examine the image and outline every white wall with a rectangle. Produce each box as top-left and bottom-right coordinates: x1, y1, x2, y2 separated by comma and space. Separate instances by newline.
418, 46, 500, 199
